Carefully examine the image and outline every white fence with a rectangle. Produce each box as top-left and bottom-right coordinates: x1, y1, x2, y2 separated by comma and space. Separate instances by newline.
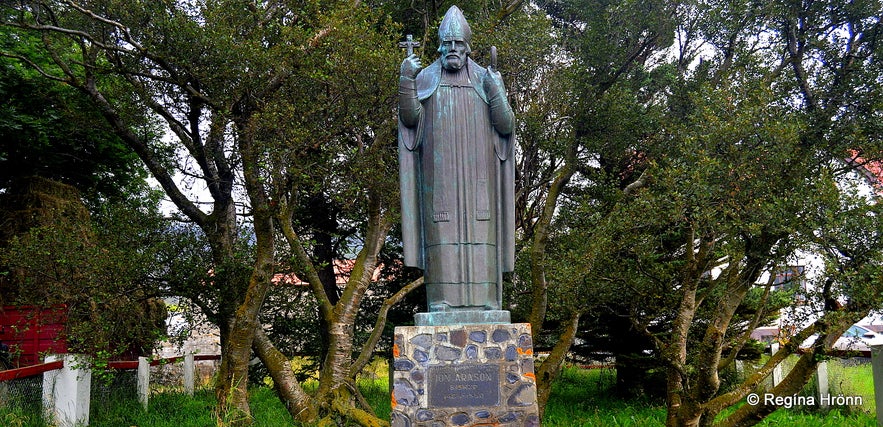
0, 353, 219, 426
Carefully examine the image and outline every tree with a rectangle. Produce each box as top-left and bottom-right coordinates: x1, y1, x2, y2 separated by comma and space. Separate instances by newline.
0, 32, 149, 206
497, 0, 679, 413
0, 23, 165, 362
1, 1, 431, 424
2, 1, 376, 423
10, 2, 880, 426
434, 1, 883, 424
544, 0, 883, 426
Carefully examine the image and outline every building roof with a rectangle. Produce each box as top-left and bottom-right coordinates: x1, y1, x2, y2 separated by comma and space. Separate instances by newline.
272, 259, 383, 287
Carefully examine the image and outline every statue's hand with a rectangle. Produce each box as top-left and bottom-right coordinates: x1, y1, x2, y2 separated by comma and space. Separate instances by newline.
483, 68, 505, 100
400, 54, 422, 79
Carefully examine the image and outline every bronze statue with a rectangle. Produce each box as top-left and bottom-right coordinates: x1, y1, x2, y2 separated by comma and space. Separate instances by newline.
398, 5, 515, 324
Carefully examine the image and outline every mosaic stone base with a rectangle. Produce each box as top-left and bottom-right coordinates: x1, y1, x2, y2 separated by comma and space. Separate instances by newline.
391, 323, 540, 427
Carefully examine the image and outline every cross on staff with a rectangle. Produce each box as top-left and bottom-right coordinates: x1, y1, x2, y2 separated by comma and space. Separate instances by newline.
398, 34, 420, 56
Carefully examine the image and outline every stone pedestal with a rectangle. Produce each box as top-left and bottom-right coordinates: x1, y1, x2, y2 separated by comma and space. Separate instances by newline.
391, 323, 540, 427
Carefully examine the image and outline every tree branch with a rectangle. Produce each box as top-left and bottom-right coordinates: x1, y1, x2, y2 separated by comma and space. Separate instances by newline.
349, 276, 424, 377
252, 327, 318, 423
277, 200, 334, 322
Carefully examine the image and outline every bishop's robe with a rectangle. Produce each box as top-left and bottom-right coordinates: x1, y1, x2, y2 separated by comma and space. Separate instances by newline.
398, 57, 515, 312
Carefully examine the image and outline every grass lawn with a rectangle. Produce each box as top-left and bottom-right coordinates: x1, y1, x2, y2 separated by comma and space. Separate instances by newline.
544, 365, 876, 426
0, 360, 877, 426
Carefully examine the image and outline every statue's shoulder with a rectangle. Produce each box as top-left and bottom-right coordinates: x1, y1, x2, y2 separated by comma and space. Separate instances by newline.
467, 57, 487, 77
415, 59, 442, 100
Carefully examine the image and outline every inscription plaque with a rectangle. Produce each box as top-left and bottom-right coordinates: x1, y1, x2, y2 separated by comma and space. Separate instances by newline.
427, 364, 500, 407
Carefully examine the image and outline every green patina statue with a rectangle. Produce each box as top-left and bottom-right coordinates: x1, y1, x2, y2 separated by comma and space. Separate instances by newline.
398, 5, 515, 325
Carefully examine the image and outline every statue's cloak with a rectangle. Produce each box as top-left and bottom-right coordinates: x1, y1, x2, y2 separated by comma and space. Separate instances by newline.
397, 57, 515, 278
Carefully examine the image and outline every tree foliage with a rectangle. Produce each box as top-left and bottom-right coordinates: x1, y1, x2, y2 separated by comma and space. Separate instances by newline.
0, 29, 150, 206
0, 177, 169, 360
3, 1, 883, 426
2, 0, 411, 424
528, 0, 883, 426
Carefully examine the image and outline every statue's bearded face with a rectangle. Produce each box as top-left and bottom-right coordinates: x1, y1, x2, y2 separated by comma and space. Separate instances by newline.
440, 39, 468, 71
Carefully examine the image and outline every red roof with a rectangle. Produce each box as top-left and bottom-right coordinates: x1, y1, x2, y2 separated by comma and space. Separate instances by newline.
848, 151, 883, 194
272, 260, 383, 287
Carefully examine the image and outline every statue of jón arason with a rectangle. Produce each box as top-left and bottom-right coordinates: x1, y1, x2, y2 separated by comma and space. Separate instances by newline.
397, 5, 515, 325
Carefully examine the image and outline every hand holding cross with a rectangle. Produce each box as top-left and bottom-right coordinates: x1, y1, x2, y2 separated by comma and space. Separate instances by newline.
399, 34, 422, 79
398, 34, 421, 56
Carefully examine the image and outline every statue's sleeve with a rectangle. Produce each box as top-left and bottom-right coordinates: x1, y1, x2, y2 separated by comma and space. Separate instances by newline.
399, 76, 422, 147
486, 71, 515, 272
398, 76, 424, 269
489, 79, 514, 160
488, 92, 514, 137
499, 133, 516, 272
484, 70, 514, 137
398, 126, 424, 269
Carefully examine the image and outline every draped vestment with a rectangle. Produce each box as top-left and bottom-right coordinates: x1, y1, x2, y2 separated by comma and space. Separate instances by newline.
398, 57, 514, 311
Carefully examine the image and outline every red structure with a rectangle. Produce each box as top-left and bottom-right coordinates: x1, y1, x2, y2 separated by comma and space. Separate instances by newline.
0, 305, 68, 368
848, 150, 883, 194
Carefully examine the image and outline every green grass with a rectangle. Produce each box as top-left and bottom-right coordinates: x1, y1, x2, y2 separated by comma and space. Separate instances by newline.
94, 388, 297, 427
544, 367, 665, 426
1, 409, 42, 427
0, 359, 879, 426
827, 359, 876, 413
541, 364, 876, 427
759, 408, 875, 427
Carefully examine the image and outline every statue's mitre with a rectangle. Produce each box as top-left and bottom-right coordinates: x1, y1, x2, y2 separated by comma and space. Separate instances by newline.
438, 5, 471, 43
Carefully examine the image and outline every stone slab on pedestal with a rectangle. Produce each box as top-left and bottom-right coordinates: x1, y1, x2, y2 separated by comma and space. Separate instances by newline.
414, 310, 511, 326
391, 323, 540, 427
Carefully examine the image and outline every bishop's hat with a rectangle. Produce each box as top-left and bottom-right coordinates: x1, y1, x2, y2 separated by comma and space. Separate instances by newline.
438, 6, 471, 44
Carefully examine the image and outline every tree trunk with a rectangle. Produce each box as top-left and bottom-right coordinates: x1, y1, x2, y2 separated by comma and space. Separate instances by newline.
665, 234, 780, 427
535, 312, 580, 417
216, 316, 257, 424
349, 277, 424, 376
690, 259, 768, 426
252, 328, 318, 422
212, 121, 277, 425
274, 187, 391, 425
527, 161, 575, 336
716, 314, 857, 427
663, 231, 704, 427
316, 315, 357, 403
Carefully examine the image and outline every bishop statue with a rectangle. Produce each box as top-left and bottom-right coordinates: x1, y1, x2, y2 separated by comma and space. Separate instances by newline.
398, 5, 515, 324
